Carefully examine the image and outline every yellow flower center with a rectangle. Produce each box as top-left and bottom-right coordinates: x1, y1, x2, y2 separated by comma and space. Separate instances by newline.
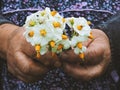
57, 44, 63, 50
87, 21, 91, 25
28, 31, 34, 37
35, 44, 41, 51
77, 42, 82, 49
35, 44, 41, 58
62, 18, 66, 23
51, 11, 57, 16
40, 29, 47, 36
41, 11, 46, 16
79, 53, 84, 59
88, 32, 94, 39
62, 35, 68, 40
29, 20, 36, 26
50, 41, 55, 48
77, 25, 83, 30
53, 22, 61, 28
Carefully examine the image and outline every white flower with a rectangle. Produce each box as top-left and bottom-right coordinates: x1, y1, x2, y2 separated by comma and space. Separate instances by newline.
50, 34, 71, 54
24, 14, 38, 27
46, 17, 66, 40
60, 34, 71, 49
73, 17, 91, 36
24, 7, 52, 27
35, 44, 48, 58
66, 17, 91, 36
74, 46, 86, 54
71, 36, 88, 47
39, 45, 48, 55
51, 43, 63, 54
61, 39, 71, 49
71, 35, 87, 59
23, 26, 40, 46
71, 35, 88, 57
66, 17, 75, 28
23, 7, 93, 58
48, 8, 63, 19
34, 7, 51, 24
35, 24, 55, 46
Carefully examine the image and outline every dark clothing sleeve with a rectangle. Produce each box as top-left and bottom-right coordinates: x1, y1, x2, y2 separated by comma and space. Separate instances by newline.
0, 15, 13, 25
96, 12, 120, 75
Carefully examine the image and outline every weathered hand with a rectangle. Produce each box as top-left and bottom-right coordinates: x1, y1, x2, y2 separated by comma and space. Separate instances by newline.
61, 29, 111, 81
6, 26, 51, 82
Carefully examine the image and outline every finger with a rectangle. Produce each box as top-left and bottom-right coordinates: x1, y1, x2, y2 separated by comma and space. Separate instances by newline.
8, 63, 17, 77
7, 53, 43, 82
34, 52, 61, 68
16, 74, 43, 83
7, 51, 48, 82
20, 29, 36, 58
8, 62, 42, 82
20, 29, 60, 67
21, 40, 54, 67
13, 64, 44, 83
60, 50, 82, 63
14, 51, 49, 76
20, 35, 61, 68
22, 41, 36, 59
84, 30, 109, 65
85, 33, 110, 65
84, 40, 105, 65
12, 27, 36, 58
82, 38, 93, 47
63, 62, 107, 81
35, 52, 55, 66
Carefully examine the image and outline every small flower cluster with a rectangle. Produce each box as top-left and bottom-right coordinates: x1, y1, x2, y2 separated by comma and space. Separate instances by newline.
23, 7, 93, 59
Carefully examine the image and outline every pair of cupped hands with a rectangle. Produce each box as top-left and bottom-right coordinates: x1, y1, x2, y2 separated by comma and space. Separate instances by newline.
6, 25, 111, 83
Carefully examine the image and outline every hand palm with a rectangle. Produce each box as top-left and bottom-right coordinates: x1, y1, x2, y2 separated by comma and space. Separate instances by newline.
61, 29, 111, 81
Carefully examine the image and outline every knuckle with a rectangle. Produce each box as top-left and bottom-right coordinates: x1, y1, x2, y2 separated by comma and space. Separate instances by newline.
21, 66, 30, 75
40, 68, 48, 74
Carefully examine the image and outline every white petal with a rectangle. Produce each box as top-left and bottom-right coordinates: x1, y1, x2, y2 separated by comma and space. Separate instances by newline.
74, 47, 80, 54
40, 38, 49, 46
40, 46, 48, 55
82, 46, 87, 52
52, 47, 57, 52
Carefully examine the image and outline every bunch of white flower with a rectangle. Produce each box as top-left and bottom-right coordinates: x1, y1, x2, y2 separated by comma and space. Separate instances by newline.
66, 17, 93, 59
23, 7, 93, 59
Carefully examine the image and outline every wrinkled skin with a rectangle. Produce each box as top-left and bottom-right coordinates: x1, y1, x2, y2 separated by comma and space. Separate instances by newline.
60, 29, 111, 81
5, 25, 111, 82
6, 27, 60, 82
